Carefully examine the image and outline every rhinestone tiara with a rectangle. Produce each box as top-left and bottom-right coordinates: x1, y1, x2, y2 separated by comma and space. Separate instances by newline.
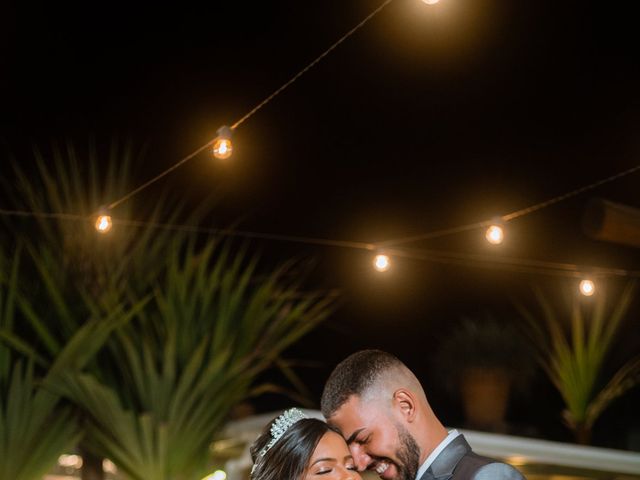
251, 408, 307, 474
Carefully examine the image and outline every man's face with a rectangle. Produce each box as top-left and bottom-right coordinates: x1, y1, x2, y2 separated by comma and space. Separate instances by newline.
328, 395, 421, 480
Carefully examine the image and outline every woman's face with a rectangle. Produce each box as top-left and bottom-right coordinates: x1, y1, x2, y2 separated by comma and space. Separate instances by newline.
304, 430, 362, 480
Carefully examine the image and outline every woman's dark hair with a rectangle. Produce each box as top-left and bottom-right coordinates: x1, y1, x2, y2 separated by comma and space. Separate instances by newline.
250, 416, 331, 480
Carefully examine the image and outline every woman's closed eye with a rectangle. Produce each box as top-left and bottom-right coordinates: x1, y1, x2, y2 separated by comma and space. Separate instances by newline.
316, 468, 333, 475
312, 461, 357, 475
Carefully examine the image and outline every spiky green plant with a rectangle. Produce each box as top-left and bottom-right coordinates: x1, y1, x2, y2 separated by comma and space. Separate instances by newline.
5, 139, 209, 316
0, 249, 80, 480
2, 141, 335, 478
1, 139, 214, 478
517, 282, 640, 444
51, 240, 334, 480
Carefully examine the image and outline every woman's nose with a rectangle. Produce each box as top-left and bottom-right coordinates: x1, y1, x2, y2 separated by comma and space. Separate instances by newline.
339, 466, 361, 480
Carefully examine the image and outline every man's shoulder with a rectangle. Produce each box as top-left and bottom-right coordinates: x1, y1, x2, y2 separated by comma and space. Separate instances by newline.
457, 452, 525, 479
431, 434, 526, 479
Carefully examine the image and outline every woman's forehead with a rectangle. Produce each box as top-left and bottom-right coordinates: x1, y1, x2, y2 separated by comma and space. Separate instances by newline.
312, 430, 351, 460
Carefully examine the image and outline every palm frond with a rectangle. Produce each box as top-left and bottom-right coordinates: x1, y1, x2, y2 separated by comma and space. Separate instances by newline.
0, 249, 80, 480
518, 282, 638, 443
59, 241, 334, 479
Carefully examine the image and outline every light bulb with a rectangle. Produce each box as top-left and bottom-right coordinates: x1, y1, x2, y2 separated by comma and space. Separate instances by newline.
373, 254, 391, 272
95, 214, 112, 233
58, 454, 83, 469
213, 126, 233, 159
213, 138, 232, 159
485, 224, 504, 245
579, 279, 595, 296
202, 471, 227, 480
422, 0, 440, 4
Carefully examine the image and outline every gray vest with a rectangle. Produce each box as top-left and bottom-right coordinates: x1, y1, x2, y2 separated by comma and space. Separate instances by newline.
419, 435, 526, 480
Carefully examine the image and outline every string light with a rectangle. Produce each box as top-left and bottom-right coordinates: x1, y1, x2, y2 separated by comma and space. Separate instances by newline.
95, 213, 113, 233
201, 471, 227, 480
3, 207, 640, 283
579, 279, 595, 296
98, 0, 398, 211
212, 126, 233, 160
380, 164, 640, 248
3, 207, 640, 281
58, 454, 83, 469
485, 221, 505, 245
373, 253, 391, 272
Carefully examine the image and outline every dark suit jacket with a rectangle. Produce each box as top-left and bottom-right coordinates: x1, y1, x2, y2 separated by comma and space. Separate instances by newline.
420, 434, 525, 480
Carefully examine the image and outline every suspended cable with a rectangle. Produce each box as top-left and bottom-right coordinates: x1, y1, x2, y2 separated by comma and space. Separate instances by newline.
501, 163, 640, 221
0, 208, 86, 221
106, 143, 212, 210
115, 217, 376, 251
379, 162, 640, 247
386, 247, 640, 279
2, 207, 638, 279
230, 0, 397, 130
0, 208, 375, 251
103, 0, 397, 212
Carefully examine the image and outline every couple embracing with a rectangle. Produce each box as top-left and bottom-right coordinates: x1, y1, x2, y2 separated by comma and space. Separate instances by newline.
250, 350, 525, 480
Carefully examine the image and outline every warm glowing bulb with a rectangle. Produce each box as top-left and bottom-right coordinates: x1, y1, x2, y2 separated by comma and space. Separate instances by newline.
202, 471, 227, 480
422, 0, 440, 4
485, 224, 504, 245
373, 254, 390, 272
95, 215, 112, 233
213, 125, 233, 159
58, 454, 83, 469
579, 279, 595, 296
213, 138, 233, 159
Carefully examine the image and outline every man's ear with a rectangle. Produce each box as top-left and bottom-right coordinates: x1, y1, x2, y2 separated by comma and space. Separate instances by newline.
392, 389, 417, 423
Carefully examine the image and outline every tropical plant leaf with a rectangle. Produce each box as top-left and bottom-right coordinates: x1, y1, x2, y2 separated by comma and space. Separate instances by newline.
0, 250, 81, 480
518, 282, 639, 443
55, 241, 334, 479
2, 141, 333, 478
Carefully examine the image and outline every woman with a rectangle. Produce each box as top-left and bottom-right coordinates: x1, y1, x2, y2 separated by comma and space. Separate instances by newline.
250, 408, 362, 480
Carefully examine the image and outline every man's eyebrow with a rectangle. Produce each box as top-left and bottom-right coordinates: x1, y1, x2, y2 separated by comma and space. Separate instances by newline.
346, 428, 366, 445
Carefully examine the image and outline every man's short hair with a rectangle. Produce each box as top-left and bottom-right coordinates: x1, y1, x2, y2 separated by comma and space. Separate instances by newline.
320, 349, 404, 418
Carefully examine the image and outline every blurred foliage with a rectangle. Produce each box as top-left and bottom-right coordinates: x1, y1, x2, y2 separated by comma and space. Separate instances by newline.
517, 282, 640, 444
0, 140, 335, 479
0, 249, 81, 480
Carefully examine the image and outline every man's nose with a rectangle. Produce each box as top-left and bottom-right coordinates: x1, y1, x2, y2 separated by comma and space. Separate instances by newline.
351, 448, 371, 472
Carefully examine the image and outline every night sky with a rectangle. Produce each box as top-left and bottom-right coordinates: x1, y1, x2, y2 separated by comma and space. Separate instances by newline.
2, 0, 639, 450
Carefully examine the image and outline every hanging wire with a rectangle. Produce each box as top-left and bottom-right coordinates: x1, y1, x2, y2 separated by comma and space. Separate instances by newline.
2, 207, 639, 279
115, 217, 376, 251
0, 208, 87, 221
386, 247, 640, 279
103, 0, 398, 212
378, 162, 640, 247
501, 163, 640, 221
106, 143, 213, 210
230, 0, 397, 130
0, 208, 375, 251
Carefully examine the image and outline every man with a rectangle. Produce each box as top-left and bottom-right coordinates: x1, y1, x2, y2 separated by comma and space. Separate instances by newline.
321, 350, 525, 480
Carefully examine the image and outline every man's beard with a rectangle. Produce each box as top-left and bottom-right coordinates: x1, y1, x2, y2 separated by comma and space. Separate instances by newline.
395, 424, 421, 480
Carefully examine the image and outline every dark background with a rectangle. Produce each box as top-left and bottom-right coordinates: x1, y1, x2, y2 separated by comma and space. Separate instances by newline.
1, 0, 639, 450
